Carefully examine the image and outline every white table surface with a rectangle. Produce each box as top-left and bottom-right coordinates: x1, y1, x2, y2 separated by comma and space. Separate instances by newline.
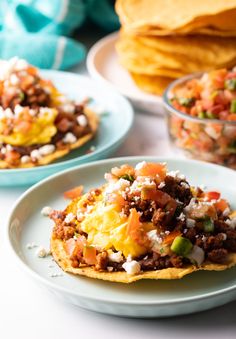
1, 38, 236, 339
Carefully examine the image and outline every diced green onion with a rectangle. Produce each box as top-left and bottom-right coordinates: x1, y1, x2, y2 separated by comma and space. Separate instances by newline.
205, 111, 217, 119
198, 111, 207, 119
230, 99, 236, 113
120, 174, 135, 182
178, 97, 195, 107
203, 218, 214, 233
225, 78, 236, 91
171, 236, 193, 256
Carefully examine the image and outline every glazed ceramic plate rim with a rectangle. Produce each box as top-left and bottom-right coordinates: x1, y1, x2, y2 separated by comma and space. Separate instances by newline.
7, 156, 236, 306
86, 32, 163, 106
0, 70, 134, 174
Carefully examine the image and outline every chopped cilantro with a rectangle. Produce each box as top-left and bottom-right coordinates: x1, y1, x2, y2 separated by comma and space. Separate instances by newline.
120, 174, 135, 182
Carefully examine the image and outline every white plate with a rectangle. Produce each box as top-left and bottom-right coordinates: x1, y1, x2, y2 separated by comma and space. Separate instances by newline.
7, 157, 236, 318
87, 32, 164, 115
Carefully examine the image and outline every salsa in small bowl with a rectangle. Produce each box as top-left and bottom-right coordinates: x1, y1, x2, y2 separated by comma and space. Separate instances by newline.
163, 69, 236, 169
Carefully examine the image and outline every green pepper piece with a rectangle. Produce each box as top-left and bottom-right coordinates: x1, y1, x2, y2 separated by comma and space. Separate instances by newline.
225, 78, 236, 91
120, 174, 135, 182
203, 218, 214, 233
230, 99, 236, 113
171, 236, 193, 256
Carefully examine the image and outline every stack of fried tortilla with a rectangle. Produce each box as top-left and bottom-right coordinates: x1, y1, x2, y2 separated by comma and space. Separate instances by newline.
115, 0, 236, 95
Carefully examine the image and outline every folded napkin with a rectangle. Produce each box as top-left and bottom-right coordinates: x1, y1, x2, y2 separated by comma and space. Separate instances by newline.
0, 0, 119, 70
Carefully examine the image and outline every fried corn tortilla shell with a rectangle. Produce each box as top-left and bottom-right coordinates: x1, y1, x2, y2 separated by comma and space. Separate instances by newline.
51, 236, 236, 284
0, 108, 99, 169
116, 33, 236, 75
130, 73, 174, 95
116, 0, 236, 34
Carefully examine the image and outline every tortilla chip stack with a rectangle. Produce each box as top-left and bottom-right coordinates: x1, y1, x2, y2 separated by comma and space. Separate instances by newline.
115, 0, 236, 95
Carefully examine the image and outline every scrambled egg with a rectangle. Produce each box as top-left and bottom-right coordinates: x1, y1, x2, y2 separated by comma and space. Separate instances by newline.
0, 109, 57, 146
78, 191, 154, 258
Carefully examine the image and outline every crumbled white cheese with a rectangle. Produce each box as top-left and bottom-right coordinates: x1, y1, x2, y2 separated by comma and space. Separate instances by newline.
223, 207, 230, 217
122, 260, 141, 275
177, 212, 186, 221
135, 161, 146, 170
38, 144, 55, 156
10, 73, 20, 85
221, 233, 227, 241
108, 251, 123, 263
186, 218, 196, 228
50, 272, 63, 277
20, 155, 31, 164
62, 103, 75, 113
167, 170, 186, 180
1, 147, 6, 154
41, 206, 53, 216
14, 104, 24, 116
63, 132, 77, 144
6, 144, 13, 151
64, 212, 75, 224
158, 182, 165, 189
35, 246, 48, 258
225, 217, 236, 229
77, 115, 88, 127
77, 211, 85, 222
147, 230, 163, 244
30, 149, 42, 160
29, 109, 37, 116
5, 108, 14, 118
15, 58, 28, 71
180, 181, 190, 189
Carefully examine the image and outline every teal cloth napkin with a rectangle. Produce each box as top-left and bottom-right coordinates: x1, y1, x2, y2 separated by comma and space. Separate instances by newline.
0, 0, 119, 70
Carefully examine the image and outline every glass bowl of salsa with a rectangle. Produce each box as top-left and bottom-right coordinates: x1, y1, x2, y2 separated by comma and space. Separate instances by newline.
163, 69, 236, 169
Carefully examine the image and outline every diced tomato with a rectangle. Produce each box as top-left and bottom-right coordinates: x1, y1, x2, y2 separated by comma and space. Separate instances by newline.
111, 164, 135, 178
64, 185, 84, 199
65, 238, 78, 257
219, 110, 229, 120
141, 187, 170, 206
228, 114, 236, 121
83, 246, 97, 265
214, 199, 229, 213
126, 208, 149, 247
204, 191, 221, 201
108, 193, 126, 207
163, 230, 182, 245
135, 162, 166, 180
4, 150, 21, 165
225, 72, 236, 80
15, 120, 32, 133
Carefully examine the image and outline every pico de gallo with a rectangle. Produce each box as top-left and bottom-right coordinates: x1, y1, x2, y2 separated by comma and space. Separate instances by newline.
167, 68, 236, 168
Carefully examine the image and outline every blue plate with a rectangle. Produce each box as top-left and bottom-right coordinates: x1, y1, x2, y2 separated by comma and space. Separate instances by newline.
0, 70, 133, 186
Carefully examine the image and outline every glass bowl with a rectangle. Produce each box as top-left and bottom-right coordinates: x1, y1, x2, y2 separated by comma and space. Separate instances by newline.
163, 73, 236, 169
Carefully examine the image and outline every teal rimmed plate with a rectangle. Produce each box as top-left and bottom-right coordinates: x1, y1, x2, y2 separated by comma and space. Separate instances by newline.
7, 156, 236, 318
0, 70, 133, 186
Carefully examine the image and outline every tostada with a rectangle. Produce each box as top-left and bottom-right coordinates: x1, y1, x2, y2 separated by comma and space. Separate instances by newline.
0, 57, 98, 169
49, 161, 236, 283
